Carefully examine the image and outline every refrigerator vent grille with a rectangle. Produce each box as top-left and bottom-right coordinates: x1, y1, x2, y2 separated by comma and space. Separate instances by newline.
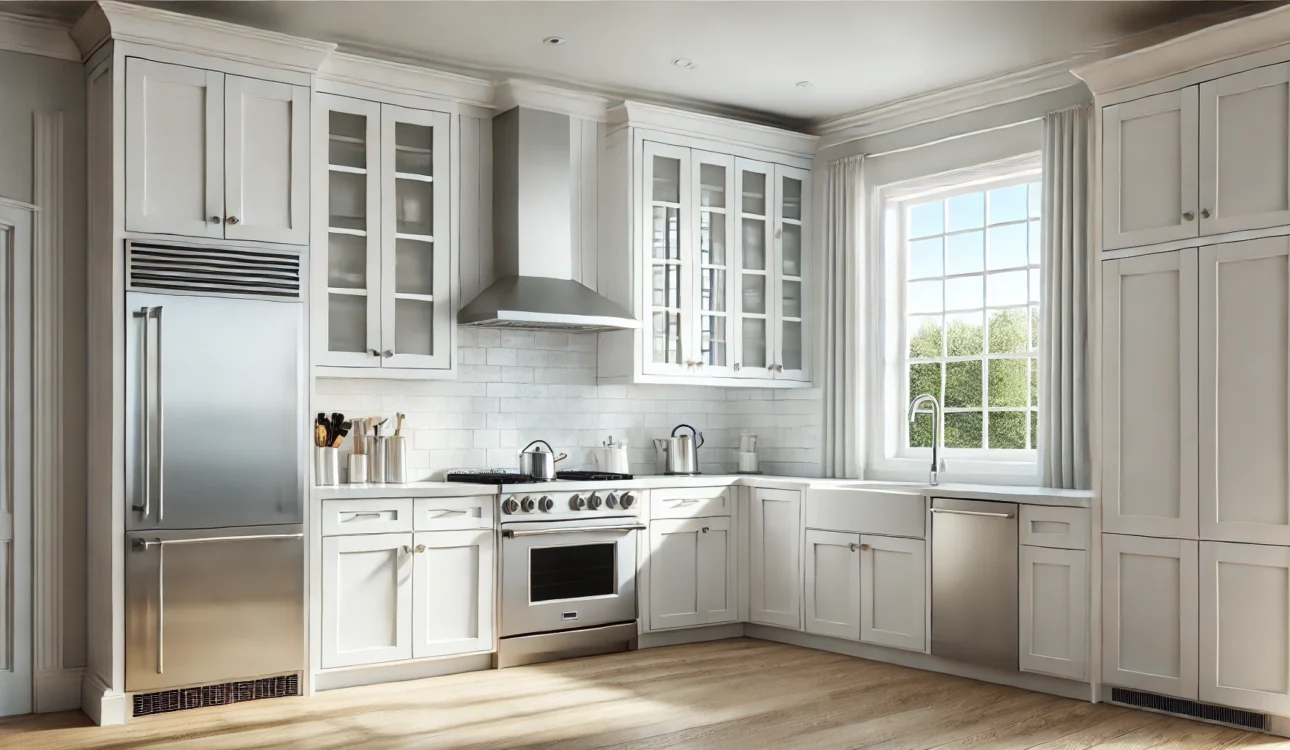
1110, 687, 1267, 731
132, 673, 300, 717
127, 242, 302, 299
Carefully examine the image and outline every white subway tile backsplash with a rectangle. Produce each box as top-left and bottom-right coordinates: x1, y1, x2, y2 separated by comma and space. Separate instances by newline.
315, 332, 823, 479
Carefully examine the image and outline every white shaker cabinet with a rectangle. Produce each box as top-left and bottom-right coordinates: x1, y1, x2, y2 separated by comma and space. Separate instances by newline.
1199, 541, 1290, 714
1199, 237, 1290, 546
1102, 533, 1199, 699
648, 517, 737, 630
859, 535, 926, 652
411, 529, 493, 659
749, 488, 802, 629
1102, 87, 1199, 251
1199, 64, 1290, 236
803, 529, 860, 640
1020, 545, 1088, 680
321, 533, 414, 669
125, 58, 309, 244
1101, 250, 1198, 539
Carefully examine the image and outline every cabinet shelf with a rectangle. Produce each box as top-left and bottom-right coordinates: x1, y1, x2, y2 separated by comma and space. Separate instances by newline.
394, 232, 434, 243
329, 134, 365, 145
327, 287, 367, 297
394, 172, 434, 183
329, 164, 367, 175
328, 227, 367, 237
395, 144, 433, 155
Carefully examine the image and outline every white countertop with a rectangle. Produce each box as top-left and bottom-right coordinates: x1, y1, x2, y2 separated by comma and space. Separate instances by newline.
314, 475, 1092, 508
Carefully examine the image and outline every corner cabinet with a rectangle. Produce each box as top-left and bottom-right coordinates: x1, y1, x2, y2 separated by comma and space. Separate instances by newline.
598, 109, 815, 388
125, 58, 309, 245
749, 488, 802, 628
312, 93, 455, 376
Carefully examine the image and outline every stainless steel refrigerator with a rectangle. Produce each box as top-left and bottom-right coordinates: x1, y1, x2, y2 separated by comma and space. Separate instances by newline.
123, 241, 306, 693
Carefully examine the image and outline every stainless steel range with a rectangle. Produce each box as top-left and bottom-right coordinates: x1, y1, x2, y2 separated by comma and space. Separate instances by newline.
447, 471, 643, 668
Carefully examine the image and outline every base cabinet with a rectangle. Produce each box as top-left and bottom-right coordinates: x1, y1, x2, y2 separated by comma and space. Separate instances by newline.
749, 488, 802, 629
649, 517, 737, 629
859, 536, 926, 652
411, 529, 494, 659
321, 533, 413, 668
1200, 541, 1290, 714
1102, 534, 1199, 698
1020, 546, 1088, 680
804, 530, 860, 640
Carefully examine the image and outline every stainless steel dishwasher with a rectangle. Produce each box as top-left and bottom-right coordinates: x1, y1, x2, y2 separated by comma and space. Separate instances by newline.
930, 497, 1018, 671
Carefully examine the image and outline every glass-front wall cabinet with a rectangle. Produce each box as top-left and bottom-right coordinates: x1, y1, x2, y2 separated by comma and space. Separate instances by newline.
316, 94, 452, 373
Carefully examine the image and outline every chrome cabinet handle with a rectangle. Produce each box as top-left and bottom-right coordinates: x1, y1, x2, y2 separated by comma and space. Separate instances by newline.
226, 216, 240, 225
775, 364, 784, 373
415, 544, 426, 554
860, 543, 871, 551
156, 306, 165, 522
210, 216, 221, 224
370, 349, 381, 357
133, 308, 151, 518
931, 508, 1015, 519
132, 533, 304, 549
503, 524, 645, 537
344, 512, 382, 521
702, 527, 709, 534
1183, 211, 1195, 221
402, 545, 412, 555
1201, 208, 1211, 218
133, 307, 164, 520
382, 350, 393, 358
849, 543, 859, 552
734, 363, 741, 371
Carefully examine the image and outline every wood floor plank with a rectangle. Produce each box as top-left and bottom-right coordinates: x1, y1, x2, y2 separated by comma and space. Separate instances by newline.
0, 639, 1283, 750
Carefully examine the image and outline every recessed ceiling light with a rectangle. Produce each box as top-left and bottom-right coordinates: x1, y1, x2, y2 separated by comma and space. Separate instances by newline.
796, 81, 813, 89
542, 36, 567, 46
672, 58, 696, 70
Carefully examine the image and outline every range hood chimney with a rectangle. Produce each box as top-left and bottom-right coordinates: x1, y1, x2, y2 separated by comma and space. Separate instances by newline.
458, 107, 638, 332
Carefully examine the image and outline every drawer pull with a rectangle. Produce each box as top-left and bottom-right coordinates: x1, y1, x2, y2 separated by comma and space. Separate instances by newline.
1031, 520, 1070, 535
427, 509, 469, 517
344, 512, 384, 521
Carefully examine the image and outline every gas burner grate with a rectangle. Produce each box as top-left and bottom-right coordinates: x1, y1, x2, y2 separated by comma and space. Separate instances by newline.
447, 471, 541, 484
557, 471, 634, 481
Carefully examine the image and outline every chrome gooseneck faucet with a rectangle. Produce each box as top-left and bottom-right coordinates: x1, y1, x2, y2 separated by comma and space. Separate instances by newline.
908, 393, 947, 486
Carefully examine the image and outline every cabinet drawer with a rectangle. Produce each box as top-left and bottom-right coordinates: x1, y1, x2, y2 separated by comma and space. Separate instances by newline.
807, 489, 925, 538
413, 496, 494, 531
1020, 505, 1089, 550
322, 498, 414, 536
651, 487, 732, 519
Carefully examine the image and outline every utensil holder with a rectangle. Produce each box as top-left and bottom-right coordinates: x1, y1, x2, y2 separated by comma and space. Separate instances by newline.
366, 436, 388, 484
347, 454, 368, 484
386, 436, 408, 484
315, 447, 339, 486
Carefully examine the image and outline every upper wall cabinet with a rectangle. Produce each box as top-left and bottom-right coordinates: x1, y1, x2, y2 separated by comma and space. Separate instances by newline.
1103, 63, 1290, 252
598, 111, 815, 388
125, 58, 309, 245
312, 93, 454, 376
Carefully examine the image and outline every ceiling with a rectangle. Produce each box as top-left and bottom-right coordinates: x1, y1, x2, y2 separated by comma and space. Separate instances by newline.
23, 1, 1244, 129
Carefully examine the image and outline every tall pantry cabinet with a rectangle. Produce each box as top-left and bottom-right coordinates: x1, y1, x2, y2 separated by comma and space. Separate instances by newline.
1086, 11, 1290, 717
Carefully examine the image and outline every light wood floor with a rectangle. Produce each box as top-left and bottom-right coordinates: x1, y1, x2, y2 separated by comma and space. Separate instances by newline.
4, 639, 1290, 749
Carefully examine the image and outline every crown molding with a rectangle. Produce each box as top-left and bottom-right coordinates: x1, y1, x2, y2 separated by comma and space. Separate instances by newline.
0, 12, 78, 62
319, 51, 495, 109
493, 79, 614, 121
608, 100, 817, 157
71, 0, 335, 72
1073, 3, 1290, 96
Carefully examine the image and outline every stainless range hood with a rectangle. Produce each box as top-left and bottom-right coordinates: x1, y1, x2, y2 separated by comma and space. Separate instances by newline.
459, 107, 638, 332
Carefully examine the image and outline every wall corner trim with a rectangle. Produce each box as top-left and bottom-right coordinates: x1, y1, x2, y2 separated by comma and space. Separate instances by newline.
0, 12, 79, 62
34, 667, 83, 713
80, 671, 127, 726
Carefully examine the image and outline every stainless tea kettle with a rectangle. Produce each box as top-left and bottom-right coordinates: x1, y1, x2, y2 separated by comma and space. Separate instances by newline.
656, 423, 704, 475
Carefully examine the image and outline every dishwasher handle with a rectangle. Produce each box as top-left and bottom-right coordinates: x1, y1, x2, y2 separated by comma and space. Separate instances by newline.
930, 507, 1014, 519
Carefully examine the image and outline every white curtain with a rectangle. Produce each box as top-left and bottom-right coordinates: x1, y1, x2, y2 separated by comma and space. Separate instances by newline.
1039, 104, 1093, 489
822, 154, 865, 478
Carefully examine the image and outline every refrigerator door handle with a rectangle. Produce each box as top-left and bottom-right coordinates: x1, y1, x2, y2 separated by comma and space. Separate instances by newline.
132, 307, 153, 519
155, 305, 165, 522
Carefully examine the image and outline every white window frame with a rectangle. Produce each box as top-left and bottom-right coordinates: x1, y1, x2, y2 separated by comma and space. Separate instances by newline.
870, 154, 1043, 483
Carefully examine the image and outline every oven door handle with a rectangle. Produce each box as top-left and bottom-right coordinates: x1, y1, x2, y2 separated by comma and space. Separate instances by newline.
503, 524, 645, 538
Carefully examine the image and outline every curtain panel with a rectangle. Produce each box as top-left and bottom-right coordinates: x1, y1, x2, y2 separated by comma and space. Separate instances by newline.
822, 154, 865, 478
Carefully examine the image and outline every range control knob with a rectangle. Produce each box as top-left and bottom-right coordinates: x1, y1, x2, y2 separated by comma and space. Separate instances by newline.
520, 496, 536, 513
620, 493, 637, 509
588, 493, 603, 510
605, 492, 620, 509
569, 494, 587, 510
538, 496, 554, 513
502, 497, 520, 514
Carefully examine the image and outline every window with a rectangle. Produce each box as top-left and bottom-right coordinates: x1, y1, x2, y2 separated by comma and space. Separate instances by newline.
897, 172, 1042, 456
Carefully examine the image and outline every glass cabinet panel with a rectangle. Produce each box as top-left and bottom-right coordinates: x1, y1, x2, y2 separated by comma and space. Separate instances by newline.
695, 153, 734, 371
775, 167, 810, 379
644, 143, 690, 373
736, 161, 773, 376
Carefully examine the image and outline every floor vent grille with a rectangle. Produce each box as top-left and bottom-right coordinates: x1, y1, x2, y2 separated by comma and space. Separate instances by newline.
127, 241, 302, 299
1110, 687, 1267, 731
132, 674, 300, 718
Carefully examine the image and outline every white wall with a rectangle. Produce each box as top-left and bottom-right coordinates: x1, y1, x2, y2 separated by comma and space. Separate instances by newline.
315, 328, 824, 478
0, 48, 87, 670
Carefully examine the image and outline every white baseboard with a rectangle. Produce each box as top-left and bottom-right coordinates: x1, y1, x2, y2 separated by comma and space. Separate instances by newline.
80, 671, 127, 726
639, 623, 746, 649
312, 653, 493, 692
34, 668, 83, 713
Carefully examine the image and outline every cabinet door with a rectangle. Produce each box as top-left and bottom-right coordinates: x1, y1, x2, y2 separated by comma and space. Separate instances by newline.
1200, 541, 1290, 714
321, 533, 413, 668
1102, 87, 1200, 251
1200, 64, 1290, 236
381, 105, 453, 370
1101, 250, 1198, 539
649, 517, 736, 630
749, 488, 802, 629
734, 159, 776, 379
1020, 545, 1088, 680
692, 151, 737, 377
773, 164, 811, 382
124, 58, 224, 239
860, 535, 926, 651
1102, 534, 1198, 698
412, 529, 493, 659
1200, 237, 1290, 545
315, 94, 382, 368
224, 75, 309, 244
643, 142, 694, 376
803, 529, 860, 640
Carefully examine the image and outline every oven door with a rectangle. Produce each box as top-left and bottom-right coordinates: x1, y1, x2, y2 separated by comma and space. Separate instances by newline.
501, 518, 642, 637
